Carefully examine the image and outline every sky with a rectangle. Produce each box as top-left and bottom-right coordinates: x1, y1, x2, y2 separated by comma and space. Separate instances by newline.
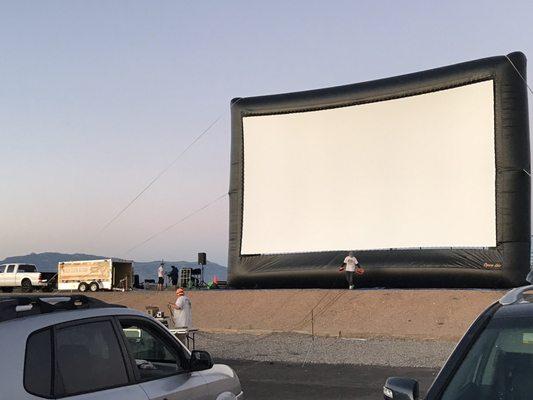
1, 1, 533, 265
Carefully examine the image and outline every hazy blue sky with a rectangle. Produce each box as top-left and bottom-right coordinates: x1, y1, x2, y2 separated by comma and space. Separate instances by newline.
1, 1, 533, 265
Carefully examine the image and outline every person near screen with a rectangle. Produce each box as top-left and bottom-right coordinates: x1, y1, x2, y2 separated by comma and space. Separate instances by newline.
339, 251, 360, 289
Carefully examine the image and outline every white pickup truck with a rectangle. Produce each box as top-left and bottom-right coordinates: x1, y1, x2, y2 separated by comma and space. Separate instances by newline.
0, 264, 55, 293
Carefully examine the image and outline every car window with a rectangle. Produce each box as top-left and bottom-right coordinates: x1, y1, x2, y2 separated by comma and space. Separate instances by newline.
441, 316, 533, 400
0, 265, 5, 273
6, 265, 14, 273
120, 320, 185, 380
25, 329, 53, 397
55, 320, 129, 396
18, 264, 36, 272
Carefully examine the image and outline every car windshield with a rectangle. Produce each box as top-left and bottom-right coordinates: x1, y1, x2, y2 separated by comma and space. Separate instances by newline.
441, 315, 533, 400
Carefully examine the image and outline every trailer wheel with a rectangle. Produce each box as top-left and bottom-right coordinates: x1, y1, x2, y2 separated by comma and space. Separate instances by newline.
21, 279, 33, 293
78, 282, 88, 292
89, 282, 99, 292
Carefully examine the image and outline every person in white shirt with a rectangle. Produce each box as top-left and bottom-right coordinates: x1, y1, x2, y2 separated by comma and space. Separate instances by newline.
157, 263, 165, 291
169, 288, 193, 343
341, 251, 359, 290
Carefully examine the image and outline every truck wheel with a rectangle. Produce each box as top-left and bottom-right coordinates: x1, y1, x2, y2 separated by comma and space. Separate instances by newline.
21, 279, 33, 293
78, 282, 88, 292
89, 282, 99, 292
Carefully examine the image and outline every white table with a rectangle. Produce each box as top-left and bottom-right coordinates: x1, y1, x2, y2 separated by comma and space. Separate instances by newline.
169, 327, 198, 350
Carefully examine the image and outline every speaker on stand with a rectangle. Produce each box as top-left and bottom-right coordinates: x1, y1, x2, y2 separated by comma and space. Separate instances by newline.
198, 252, 207, 287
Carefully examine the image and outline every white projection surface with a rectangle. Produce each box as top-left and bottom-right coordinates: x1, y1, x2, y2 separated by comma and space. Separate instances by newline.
241, 80, 496, 255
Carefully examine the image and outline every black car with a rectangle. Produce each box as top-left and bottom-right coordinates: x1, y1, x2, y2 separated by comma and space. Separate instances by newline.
384, 285, 533, 400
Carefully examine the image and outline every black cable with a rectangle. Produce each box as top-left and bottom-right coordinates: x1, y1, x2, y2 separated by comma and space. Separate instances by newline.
97, 98, 241, 236
124, 193, 228, 255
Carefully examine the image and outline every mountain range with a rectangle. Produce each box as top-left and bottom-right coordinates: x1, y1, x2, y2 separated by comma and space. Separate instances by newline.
0, 252, 227, 283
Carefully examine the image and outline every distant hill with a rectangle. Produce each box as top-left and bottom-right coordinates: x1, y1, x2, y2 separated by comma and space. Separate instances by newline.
0, 252, 227, 283
1, 252, 106, 271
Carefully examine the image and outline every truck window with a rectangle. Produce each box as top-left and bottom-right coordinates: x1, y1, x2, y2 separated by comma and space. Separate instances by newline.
24, 329, 53, 397
0, 265, 5, 273
18, 264, 36, 272
6, 265, 14, 273
55, 320, 129, 396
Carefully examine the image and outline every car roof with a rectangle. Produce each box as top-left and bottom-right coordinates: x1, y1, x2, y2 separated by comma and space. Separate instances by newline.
494, 300, 533, 318
1, 306, 145, 331
0, 295, 151, 333
494, 285, 533, 319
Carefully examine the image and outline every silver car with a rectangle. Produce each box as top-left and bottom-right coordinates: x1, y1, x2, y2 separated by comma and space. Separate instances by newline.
0, 296, 243, 399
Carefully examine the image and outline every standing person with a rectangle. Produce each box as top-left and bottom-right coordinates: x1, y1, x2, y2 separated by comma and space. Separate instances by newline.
169, 288, 192, 344
157, 263, 165, 291
340, 251, 359, 290
168, 265, 179, 289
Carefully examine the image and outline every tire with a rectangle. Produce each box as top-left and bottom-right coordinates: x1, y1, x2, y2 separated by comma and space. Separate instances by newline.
21, 279, 33, 293
1, 287, 13, 293
89, 282, 99, 292
78, 282, 88, 292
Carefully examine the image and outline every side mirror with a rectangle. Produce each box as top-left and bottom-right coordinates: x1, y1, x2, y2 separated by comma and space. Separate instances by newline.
189, 350, 214, 372
383, 377, 419, 400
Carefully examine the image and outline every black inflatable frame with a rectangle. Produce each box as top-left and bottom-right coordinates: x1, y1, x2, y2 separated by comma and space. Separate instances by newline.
228, 52, 530, 288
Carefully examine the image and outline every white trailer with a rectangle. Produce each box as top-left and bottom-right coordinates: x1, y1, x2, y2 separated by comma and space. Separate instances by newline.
57, 259, 133, 292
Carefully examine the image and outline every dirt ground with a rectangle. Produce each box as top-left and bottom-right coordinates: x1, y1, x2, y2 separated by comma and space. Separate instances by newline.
89, 288, 505, 342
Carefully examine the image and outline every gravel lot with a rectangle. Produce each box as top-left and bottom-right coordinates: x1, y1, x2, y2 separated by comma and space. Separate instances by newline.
196, 331, 456, 368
